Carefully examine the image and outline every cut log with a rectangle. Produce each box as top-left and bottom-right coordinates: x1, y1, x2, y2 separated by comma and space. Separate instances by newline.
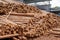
0, 34, 19, 39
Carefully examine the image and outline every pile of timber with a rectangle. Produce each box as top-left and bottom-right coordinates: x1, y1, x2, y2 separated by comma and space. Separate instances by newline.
0, 2, 60, 40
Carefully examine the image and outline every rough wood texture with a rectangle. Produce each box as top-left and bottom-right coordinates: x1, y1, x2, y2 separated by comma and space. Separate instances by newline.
0, 34, 19, 39
0, 1, 60, 40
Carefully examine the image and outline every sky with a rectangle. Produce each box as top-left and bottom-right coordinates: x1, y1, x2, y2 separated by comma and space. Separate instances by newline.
50, 0, 60, 8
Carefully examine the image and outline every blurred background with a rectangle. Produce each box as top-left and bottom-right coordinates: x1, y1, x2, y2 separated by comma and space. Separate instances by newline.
16, 0, 60, 15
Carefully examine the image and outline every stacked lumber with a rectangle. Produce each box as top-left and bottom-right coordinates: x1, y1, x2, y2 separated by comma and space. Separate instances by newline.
0, 2, 41, 15
0, 2, 60, 40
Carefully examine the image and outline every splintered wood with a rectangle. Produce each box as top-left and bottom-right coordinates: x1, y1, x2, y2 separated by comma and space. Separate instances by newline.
0, 2, 60, 40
